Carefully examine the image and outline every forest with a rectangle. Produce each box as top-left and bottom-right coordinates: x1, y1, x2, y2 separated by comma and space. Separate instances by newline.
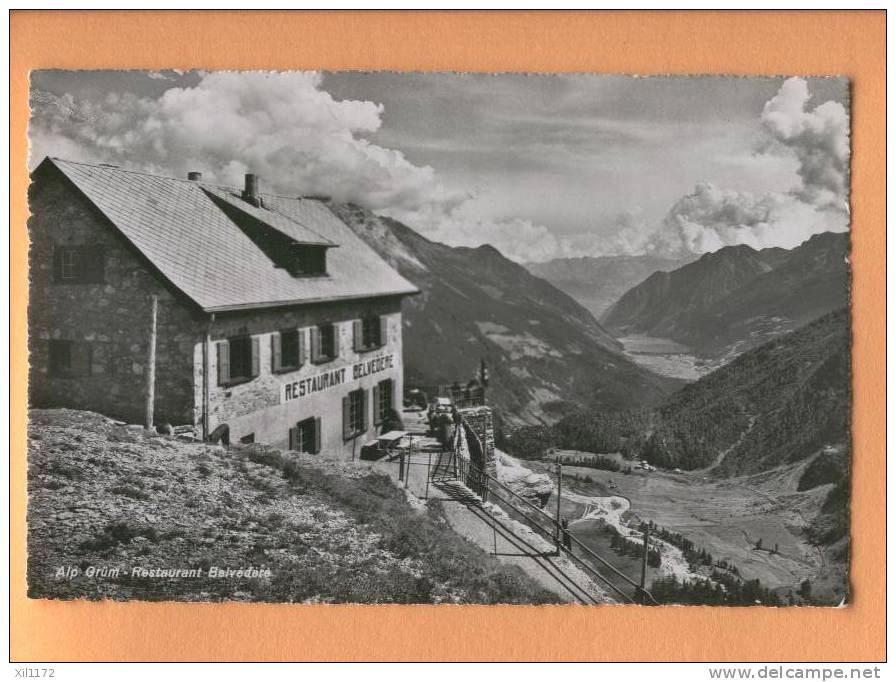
501, 309, 850, 476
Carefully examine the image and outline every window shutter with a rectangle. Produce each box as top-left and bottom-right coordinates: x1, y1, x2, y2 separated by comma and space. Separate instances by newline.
342, 395, 352, 440
271, 332, 282, 373
353, 320, 363, 352
362, 389, 369, 432
310, 326, 321, 362
373, 384, 382, 426
297, 328, 306, 366
288, 426, 298, 451
379, 316, 388, 347
385, 379, 394, 410
251, 336, 260, 377
216, 341, 230, 386
313, 417, 322, 454
331, 324, 340, 359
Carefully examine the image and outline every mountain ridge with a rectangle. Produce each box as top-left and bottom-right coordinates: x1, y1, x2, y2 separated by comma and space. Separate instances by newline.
526, 253, 697, 319
601, 232, 850, 359
328, 203, 678, 425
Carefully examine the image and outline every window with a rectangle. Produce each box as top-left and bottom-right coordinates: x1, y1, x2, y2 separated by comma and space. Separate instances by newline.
271, 329, 303, 373
311, 323, 338, 363
53, 245, 105, 283
289, 417, 321, 454
373, 379, 394, 426
217, 335, 260, 386
239, 433, 255, 445
289, 246, 328, 277
48, 339, 92, 377
229, 337, 255, 381
343, 388, 368, 440
353, 315, 387, 352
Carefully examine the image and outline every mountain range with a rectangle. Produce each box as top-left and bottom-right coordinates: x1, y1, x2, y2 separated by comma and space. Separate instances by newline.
328, 203, 678, 425
600, 232, 850, 360
525, 254, 696, 319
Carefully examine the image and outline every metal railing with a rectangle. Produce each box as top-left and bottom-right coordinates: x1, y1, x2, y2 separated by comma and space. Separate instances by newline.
441, 420, 658, 605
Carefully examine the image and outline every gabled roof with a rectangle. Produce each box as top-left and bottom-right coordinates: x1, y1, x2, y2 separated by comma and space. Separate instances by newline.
39, 158, 419, 313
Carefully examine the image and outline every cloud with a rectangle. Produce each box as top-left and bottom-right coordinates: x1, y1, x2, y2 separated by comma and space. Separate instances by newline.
647, 182, 847, 256
646, 78, 850, 257
29, 73, 850, 263
397, 203, 653, 263
760, 77, 850, 210
29, 71, 462, 214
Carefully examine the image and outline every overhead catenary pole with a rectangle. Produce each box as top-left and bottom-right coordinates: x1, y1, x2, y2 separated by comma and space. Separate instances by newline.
640, 522, 651, 594
479, 358, 489, 405
144, 294, 158, 430
555, 462, 563, 554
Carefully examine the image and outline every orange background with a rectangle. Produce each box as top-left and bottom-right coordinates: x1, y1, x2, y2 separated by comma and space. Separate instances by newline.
9, 10, 886, 662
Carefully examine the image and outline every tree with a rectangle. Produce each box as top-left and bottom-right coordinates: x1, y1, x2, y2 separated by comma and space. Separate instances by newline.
799, 579, 813, 601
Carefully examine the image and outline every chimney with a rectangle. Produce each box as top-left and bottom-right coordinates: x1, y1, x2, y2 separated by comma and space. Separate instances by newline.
187, 171, 202, 181
242, 173, 262, 207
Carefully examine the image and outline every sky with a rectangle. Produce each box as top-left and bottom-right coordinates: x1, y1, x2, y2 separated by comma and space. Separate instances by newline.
29, 71, 850, 263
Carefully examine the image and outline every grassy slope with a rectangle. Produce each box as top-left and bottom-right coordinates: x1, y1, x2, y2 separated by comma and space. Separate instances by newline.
27, 409, 560, 604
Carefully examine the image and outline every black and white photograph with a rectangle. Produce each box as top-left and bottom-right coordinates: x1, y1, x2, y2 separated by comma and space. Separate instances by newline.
26, 70, 851, 607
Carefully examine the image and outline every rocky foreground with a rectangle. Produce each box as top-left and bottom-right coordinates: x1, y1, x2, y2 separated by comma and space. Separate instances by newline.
27, 409, 560, 604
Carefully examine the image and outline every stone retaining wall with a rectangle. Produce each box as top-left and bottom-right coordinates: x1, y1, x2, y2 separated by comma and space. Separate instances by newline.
457, 405, 497, 478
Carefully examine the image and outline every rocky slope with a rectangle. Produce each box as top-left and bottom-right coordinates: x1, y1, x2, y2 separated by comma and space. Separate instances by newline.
27, 409, 560, 604
601, 232, 850, 359
329, 203, 677, 425
526, 253, 696, 319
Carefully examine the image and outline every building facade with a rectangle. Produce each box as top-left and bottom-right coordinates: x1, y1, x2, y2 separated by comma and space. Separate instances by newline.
28, 157, 418, 459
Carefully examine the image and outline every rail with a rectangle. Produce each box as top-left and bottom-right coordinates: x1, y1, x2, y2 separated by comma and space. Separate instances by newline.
443, 419, 658, 605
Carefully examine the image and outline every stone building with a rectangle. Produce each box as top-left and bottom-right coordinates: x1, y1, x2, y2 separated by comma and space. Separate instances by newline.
28, 157, 418, 458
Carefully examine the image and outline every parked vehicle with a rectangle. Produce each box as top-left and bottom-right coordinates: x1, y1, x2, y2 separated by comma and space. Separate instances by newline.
403, 388, 428, 410
427, 396, 454, 428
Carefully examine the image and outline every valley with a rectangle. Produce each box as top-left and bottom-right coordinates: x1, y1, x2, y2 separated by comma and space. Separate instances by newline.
617, 334, 710, 381
601, 232, 850, 362
526, 451, 844, 603
526, 253, 696, 319
503, 310, 851, 605
330, 202, 677, 425
328, 202, 850, 606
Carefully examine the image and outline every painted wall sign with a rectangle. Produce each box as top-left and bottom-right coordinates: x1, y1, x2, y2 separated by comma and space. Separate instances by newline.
353, 353, 395, 380
281, 354, 395, 403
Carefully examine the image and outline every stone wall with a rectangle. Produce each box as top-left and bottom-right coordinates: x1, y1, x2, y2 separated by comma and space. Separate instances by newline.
457, 405, 497, 478
201, 297, 405, 455
28, 168, 204, 425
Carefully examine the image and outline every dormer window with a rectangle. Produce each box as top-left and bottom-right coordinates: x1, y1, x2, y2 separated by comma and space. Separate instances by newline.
202, 174, 335, 280
289, 245, 328, 277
